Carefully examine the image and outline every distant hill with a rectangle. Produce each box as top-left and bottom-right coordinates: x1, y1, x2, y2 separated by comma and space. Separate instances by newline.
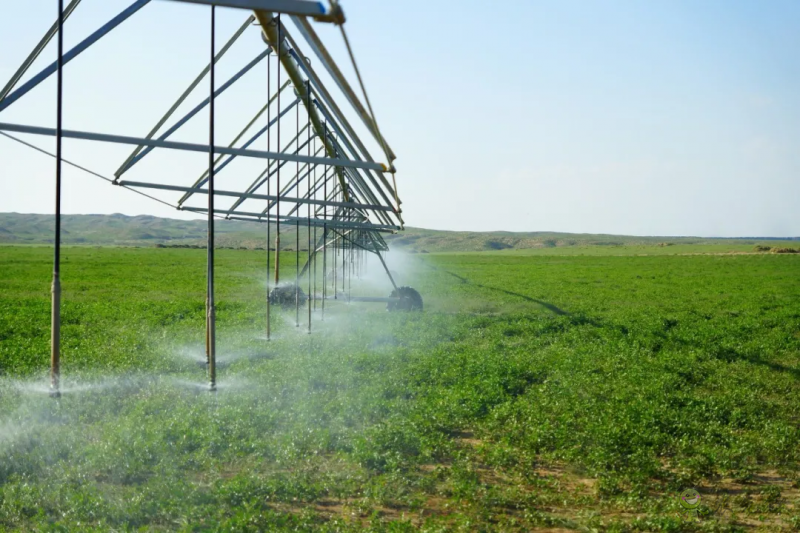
0, 213, 796, 252
0, 213, 265, 248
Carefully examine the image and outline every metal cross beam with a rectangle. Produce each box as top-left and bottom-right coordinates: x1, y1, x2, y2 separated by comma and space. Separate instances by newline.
184, 207, 400, 231
117, 180, 395, 211
0, 122, 388, 171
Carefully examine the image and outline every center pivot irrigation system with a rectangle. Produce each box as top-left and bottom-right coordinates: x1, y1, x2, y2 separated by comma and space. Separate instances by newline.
0, 0, 423, 396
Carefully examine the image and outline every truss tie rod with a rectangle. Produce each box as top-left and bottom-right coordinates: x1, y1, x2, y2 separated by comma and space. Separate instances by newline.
167, 0, 344, 23
0, 122, 388, 172
179, 79, 292, 204
260, 153, 327, 214
225, 123, 314, 212
115, 14, 255, 176
192, 205, 370, 225
179, 95, 299, 203
227, 216, 393, 233
245, 133, 316, 194
118, 180, 394, 211
325, 228, 377, 254
0, 0, 82, 102
0, 0, 151, 113
186, 208, 399, 231
226, 219, 393, 235
117, 49, 272, 176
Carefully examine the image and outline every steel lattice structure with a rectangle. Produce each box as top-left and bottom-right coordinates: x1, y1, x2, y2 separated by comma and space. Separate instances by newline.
0, 0, 418, 395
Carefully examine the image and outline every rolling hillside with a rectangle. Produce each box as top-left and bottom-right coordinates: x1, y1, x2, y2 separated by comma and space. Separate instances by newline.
0, 213, 796, 252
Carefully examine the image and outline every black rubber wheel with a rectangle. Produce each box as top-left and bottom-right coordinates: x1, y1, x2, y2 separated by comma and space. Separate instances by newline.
387, 286, 423, 312
269, 283, 307, 308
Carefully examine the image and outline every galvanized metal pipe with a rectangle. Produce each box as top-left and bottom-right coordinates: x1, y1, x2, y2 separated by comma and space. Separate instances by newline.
322, 130, 394, 226
0, 122, 386, 171
118, 179, 390, 211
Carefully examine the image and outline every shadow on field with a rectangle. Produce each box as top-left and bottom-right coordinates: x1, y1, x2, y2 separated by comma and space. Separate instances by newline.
713, 347, 800, 380
439, 269, 569, 316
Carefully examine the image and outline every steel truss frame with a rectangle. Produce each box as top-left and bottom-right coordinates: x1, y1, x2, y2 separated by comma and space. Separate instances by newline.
0, 0, 404, 394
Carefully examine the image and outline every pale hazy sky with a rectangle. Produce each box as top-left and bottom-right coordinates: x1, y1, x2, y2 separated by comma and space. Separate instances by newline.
0, 0, 798, 237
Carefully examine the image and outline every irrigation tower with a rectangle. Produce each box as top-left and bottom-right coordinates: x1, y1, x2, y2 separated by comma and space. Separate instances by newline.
0, 0, 421, 396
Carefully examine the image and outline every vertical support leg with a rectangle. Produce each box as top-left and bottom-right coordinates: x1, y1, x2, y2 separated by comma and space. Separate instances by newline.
345, 226, 350, 302
306, 79, 312, 334
50, 0, 65, 399
206, 6, 217, 392
274, 225, 280, 285
348, 232, 352, 301
295, 90, 300, 328
312, 131, 317, 312
274, 16, 282, 288
50, 273, 60, 397
306, 221, 310, 333
266, 220, 271, 340
265, 45, 272, 341
322, 120, 328, 320
313, 224, 317, 310
341, 211, 345, 299
333, 233, 337, 299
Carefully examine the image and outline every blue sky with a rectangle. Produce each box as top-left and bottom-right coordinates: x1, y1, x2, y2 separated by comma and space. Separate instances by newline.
0, 0, 798, 236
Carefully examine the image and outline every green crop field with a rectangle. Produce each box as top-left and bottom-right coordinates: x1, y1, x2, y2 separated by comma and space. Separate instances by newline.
1, 245, 799, 531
